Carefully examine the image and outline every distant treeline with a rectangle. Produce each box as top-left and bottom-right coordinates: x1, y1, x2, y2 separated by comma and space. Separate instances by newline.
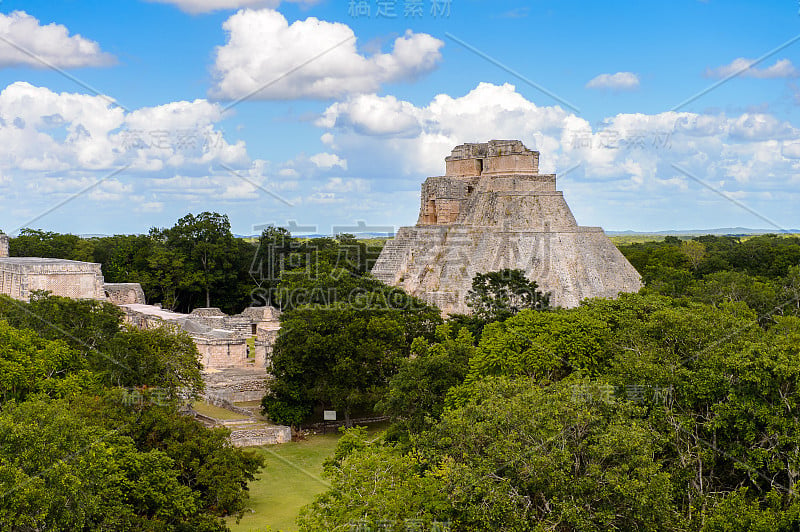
6, 212, 385, 314
618, 234, 800, 319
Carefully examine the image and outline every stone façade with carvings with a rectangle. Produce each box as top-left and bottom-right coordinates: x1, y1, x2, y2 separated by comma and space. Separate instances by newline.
0, 234, 107, 301
0, 232, 280, 402
372, 140, 643, 315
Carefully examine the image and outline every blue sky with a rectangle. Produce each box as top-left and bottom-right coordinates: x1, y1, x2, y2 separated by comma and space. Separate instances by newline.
0, 0, 798, 235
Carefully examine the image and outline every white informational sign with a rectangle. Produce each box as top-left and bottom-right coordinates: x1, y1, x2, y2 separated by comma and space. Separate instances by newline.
323, 410, 337, 421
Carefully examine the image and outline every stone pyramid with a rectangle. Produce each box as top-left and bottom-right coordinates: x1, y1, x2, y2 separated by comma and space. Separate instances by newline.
371, 140, 642, 315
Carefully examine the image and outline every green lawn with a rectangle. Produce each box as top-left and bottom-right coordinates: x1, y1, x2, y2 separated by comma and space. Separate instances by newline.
228, 423, 387, 532
191, 401, 250, 421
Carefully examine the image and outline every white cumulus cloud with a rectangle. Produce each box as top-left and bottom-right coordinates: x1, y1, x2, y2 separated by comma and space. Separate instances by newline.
0, 82, 252, 193
585, 71, 640, 90
309, 152, 347, 170
210, 9, 443, 100
313, 82, 800, 230
0, 11, 114, 69
705, 58, 799, 79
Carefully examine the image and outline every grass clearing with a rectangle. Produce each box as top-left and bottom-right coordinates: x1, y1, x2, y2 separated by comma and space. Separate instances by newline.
191, 401, 250, 421
228, 422, 389, 532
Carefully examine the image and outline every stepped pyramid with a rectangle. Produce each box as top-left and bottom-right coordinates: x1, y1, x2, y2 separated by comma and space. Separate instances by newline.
371, 140, 642, 315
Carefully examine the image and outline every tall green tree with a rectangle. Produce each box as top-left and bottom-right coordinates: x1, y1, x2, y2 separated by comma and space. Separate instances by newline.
301, 377, 680, 531
466, 268, 550, 321
263, 277, 441, 426
378, 324, 474, 441
160, 212, 238, 309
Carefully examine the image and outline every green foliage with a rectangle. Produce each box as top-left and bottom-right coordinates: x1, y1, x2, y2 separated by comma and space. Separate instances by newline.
250, 229, 382, 310
0, 294, 243, 530
263, 292, 441, 425
0, 292, 123, 354
8, 229, 92, 261
298, 433, 450, 532
322, 425, 369, 474
466, 268, 550, 321
301, 377, 679, 531
701, 489, 800, 531
155, 212, 240, 310
0, 320, 94, 402
302, 289, 800, 530
8, 217, 388, 316
76, 391, 264, 520
0, 396, 244, 531
619, 234, 800, 320
378, 324, 473, 441
101, 325, 204, 398
0, 294, 204, 396
466, 305, 615, 383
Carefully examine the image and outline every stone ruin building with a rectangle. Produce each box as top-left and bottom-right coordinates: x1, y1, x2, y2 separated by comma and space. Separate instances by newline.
372, 140, 642, 315
0, 233, 107, 301
121, 302, 280, 402
0, 231, 289, 443
0, 231, 280, 400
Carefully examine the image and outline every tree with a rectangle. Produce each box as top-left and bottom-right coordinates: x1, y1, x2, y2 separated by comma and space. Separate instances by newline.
100, 325, 204, 398
0, 320, 93, 402
378, 324, 474, 441
0, 294, 205, 398
0, 293, 123, 356
300, 377, 680, 531
263, 303, 409, 426
466, 268, 550, 321
466, 305, 614, 382
681, 239, 707, 269
8, 228, 90, 261
160, 212, 238, 309
298, 428, 450, 532
0, 396, 237, 531
76, 390, 264, 521
263, 280, 441, 426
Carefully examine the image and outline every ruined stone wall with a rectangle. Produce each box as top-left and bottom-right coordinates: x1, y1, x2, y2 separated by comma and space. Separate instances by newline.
189, 308, 258, 336
445, 140, 539, 176
417, 176, 480, 225
0, 259, 105, 302
230, 426, 291, 447
0, 234, 8, 258
0, 265, 25, 299
203, 369, 269, 402
196, 338, 250, 368
104, 283, 146, 305
120, 304, 185, 329
120, 303, 281, 371
240, 305, 281, 322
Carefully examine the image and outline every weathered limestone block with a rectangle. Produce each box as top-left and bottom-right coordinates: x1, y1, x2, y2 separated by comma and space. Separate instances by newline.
372, 140, 642, 315
203, 368, 269, 402
104, 283, 146, 305
0, 257, 106, 302
229, 426, 291, 446
0, 234, 8, 258
120, 303, 281, 372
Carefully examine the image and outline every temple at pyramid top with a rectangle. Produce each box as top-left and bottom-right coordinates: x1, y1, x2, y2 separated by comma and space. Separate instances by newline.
416, 139, 568, 228
444, 140, 540, 176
